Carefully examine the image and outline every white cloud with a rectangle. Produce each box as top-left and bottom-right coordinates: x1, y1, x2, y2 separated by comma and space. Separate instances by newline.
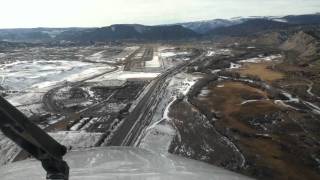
0, 0, 319, 28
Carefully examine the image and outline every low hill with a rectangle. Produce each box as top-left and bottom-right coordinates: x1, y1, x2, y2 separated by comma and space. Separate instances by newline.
281, 31, 320, 61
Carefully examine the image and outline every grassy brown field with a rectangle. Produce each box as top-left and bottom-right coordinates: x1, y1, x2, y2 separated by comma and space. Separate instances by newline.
192, 81, 320, 180
196, 81, 279, 133
237, 62, 284, 82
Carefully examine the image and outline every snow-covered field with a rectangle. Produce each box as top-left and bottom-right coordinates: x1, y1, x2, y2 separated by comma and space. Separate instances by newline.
0, 60, 112, 91
1, 59, 113, 116
0, 45, 141, 112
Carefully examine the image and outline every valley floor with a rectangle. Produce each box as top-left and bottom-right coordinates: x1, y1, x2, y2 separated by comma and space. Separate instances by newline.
0, 43, 319, 180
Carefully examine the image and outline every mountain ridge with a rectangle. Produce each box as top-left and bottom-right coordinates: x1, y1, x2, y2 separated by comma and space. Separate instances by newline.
0, 13, 320, 42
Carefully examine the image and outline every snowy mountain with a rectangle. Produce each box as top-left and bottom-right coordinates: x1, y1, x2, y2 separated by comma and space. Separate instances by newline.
175, 16, 289, 34
176, 19, 244, 34
0, 13, 320, 42
174, 14, 320, 34
206, 19, 290, 36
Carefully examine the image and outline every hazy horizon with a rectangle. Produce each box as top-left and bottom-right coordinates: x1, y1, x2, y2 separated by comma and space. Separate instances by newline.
0, 0, 319, 28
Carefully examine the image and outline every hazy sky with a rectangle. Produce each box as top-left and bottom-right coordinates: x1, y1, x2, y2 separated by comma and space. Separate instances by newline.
0, 0, 319, 28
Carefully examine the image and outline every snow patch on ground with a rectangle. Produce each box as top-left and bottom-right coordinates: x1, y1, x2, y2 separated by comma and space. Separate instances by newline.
86, 51, 105, 62
89, 69, 160, 81
7, 92, 44, 106
138, 73, 202, 153
240, 100, 260, 105
282, 92, 300, 103
275, 91, 320, 114
65, 67, 112, 82
159, 49, 189, 58
139, 121, 176, 154
228, 63, 241, 69
31, 81, 60, 89
274, 100, 299, 110
206, 51, 216, 57
211, 69, 221, 74
239, 54, 282, 63
119, 72, 160, 79
206, 49, 233, 57
160, 52, 176, 57
145, 51, 161, 68
170, 73, 200, 96
303, 101, 320, 115
199, 88, 210, 96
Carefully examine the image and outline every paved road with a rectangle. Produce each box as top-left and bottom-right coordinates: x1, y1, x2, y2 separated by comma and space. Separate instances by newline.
109, 51, 206, 146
